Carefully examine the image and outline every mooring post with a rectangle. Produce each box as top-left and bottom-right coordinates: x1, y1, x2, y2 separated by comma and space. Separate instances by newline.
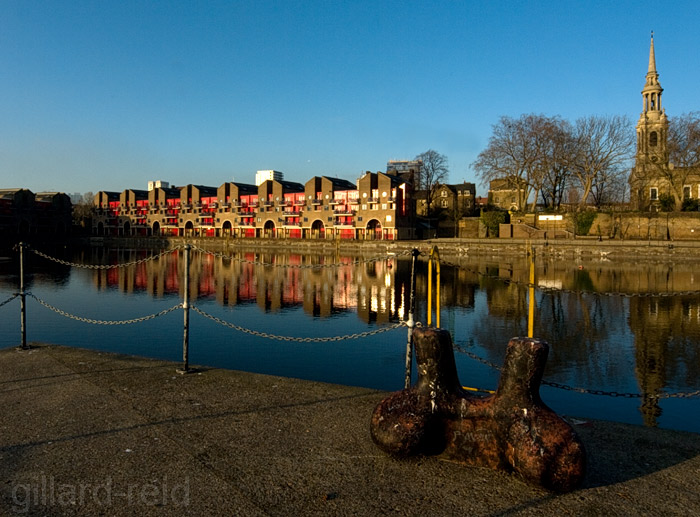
404, 248, 420, 389
18, 242, 28, 350
178, 244, 191, 374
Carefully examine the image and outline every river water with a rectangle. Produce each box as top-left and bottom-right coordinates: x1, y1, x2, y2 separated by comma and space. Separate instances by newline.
1, 245, 699, 434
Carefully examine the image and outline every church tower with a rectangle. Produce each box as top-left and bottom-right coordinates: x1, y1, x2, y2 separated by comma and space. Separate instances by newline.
636, 33, 669, 170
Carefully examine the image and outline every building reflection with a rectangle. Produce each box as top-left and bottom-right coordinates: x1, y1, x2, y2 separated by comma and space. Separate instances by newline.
73, 248, 700, 426
628, 295, 700, 426
88, 248, 410, 324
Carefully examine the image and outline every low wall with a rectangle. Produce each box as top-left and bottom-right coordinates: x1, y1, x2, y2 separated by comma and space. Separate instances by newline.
84, 233, 700, 263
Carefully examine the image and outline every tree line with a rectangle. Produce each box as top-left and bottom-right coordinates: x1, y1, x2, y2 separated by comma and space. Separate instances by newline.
471, 114, 634, 211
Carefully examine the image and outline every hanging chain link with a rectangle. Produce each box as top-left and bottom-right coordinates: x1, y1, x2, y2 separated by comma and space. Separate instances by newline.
0, 293, 19, 309
13, 244, 700, 399
190, 304, 406, 342
454, 343, 700, 399
190, 245, 411, 269
28, 292, 182, 325
30, 245, 184, 270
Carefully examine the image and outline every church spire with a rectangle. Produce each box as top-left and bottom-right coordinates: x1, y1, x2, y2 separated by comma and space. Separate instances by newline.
642, 32, 663, 113
636, 32, 668, 172
648, 31, 657, 73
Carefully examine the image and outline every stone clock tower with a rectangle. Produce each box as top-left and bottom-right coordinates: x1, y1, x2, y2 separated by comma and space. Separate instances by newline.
635, 33, 669, 172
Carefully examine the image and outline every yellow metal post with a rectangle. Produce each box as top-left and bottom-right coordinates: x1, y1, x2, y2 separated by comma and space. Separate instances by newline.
427, 246, 441, 328
528, 246, 535, 338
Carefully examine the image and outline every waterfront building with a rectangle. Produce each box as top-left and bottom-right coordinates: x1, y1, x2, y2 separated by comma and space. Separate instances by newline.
178, 184, 219, 237
92, 170, 415, 240
216, 181, 259, 238
416, 182, 476, 216
629, 34, 700, 210
487, 177, 527, 211
147, 184, 181, 236
0, 189, 72, 238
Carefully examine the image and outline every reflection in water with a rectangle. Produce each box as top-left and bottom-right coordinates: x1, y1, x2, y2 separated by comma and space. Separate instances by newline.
0, 246, 699, 432
86, 248, 410, 325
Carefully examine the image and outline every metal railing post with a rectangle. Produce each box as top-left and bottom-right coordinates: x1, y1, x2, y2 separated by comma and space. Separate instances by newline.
178, 244, 191, 373
528, 245, 536, 338
18, 242, 28, 350
427, 246, 441, 328
404, 248, 419, 389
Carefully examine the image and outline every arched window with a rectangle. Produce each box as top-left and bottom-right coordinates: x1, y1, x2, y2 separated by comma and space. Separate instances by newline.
649, 131, 658, 147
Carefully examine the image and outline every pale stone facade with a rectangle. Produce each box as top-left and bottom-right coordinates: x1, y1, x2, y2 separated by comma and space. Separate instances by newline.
629, 35, 700, 210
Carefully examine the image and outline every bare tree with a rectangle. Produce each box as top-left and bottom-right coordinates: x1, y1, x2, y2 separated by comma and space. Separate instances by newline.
533, 117, 573, 210
72, 192, 95, 230
570, 115, 635, 209
415, 149, 449, 222
666, 112, 700, 209
471, 114, 549, 211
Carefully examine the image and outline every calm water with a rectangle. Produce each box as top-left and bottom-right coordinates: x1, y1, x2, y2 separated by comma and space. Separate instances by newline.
1, 245, 699, 434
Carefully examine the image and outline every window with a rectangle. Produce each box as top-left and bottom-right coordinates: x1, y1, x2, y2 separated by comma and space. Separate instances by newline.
684, 186, 691, 200
441, 190, 447, 197
441, 200, 448, 208
649, 131, 658, 147
650, 188, 658, 201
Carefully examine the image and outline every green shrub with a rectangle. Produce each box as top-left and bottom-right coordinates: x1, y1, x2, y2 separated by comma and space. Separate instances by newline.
480, 210, 507, 237
573, 211, 596, 236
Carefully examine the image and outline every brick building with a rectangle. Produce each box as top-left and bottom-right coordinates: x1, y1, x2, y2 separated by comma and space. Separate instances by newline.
0, 189, 72, 238
93, 171, 415, 240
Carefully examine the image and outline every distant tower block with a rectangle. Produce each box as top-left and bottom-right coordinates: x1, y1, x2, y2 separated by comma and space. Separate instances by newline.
255, 170, 284, 186
148, 180, 170, 191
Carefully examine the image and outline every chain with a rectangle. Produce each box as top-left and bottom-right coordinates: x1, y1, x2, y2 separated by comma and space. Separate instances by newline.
190, 245, 411, 269
433, 255, 700, 299
454, 343, 700, 399
190, 304, 406, 342
0, 293, 19, 309
30, 246, 184, 270
28, 293, 182, 325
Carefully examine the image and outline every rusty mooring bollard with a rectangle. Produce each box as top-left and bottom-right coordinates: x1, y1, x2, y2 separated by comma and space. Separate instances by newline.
370, 328, 586, 492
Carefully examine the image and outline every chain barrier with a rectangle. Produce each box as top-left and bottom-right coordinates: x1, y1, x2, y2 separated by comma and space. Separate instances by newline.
0, 293, 19, 309
27, 243, 407, 271
27, 293, 183, 325
190, 304, 406, 342
12, 244, 700, 400
454, 343, 700, 400
190, 245, 411, 269
29, 245, 185, 270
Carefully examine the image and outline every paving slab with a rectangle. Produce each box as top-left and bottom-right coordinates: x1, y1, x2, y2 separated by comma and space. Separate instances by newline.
1, 344, 699, 516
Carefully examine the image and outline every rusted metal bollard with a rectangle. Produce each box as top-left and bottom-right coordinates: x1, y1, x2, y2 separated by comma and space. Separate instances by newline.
370, 328, 586, 492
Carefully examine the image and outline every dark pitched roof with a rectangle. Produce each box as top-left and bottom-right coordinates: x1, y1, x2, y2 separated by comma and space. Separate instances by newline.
322, 176, 356, 190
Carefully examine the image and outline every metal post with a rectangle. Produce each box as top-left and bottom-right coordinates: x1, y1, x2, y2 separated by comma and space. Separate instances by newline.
427, 246, 441, 328
528, 246, 536, 338
18, 242, 28, 350
404, 248, 419, 389
178, 244, 191, 374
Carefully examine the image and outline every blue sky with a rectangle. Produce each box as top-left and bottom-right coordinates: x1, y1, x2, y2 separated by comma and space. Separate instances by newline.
2, 1, 699, 196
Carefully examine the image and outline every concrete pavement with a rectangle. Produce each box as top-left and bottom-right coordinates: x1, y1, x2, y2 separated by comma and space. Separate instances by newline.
1, 344, 699, 516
